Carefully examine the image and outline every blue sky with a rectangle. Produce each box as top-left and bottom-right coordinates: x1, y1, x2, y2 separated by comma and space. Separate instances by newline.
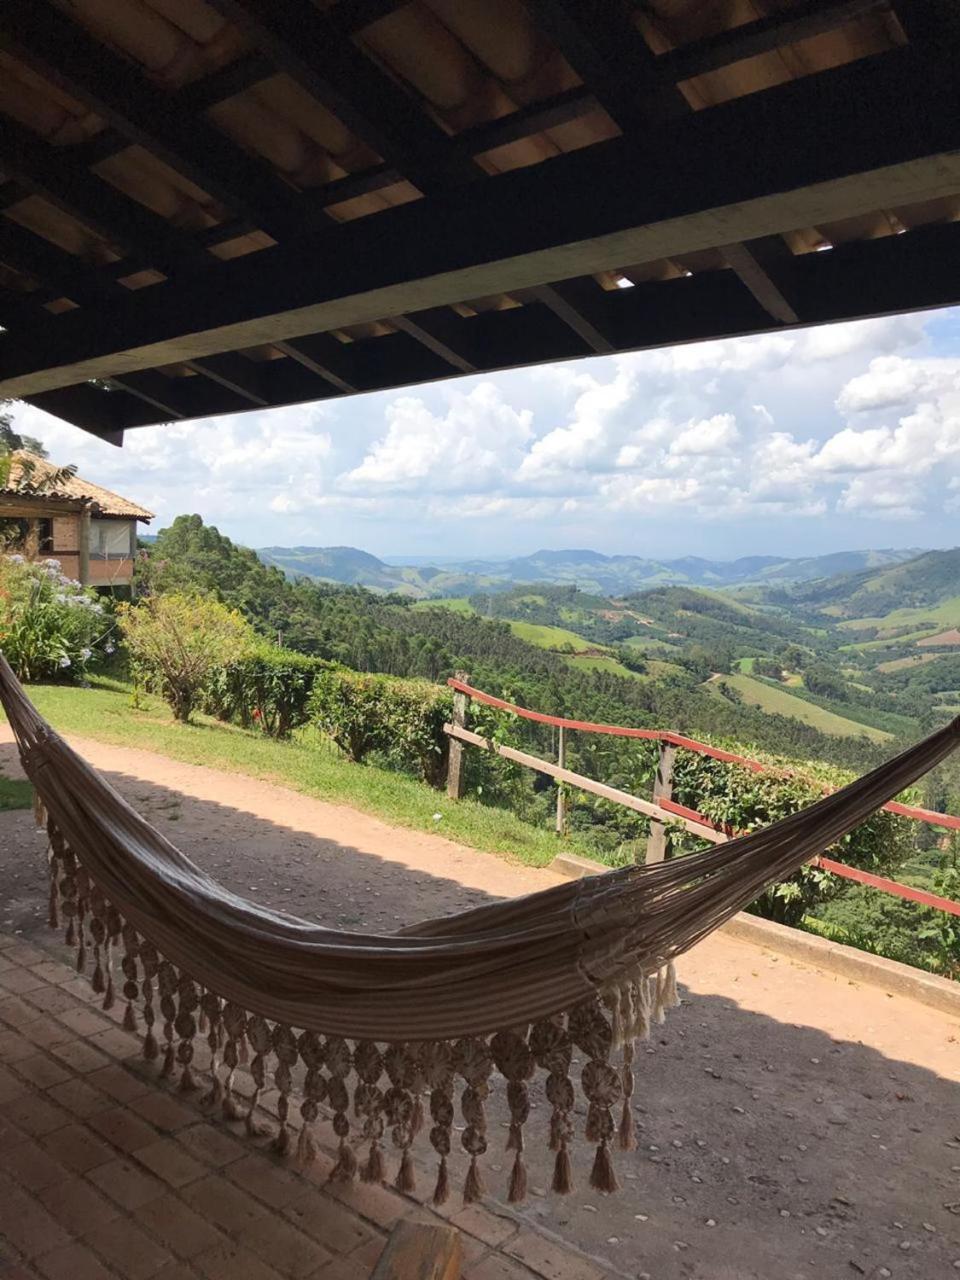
12, 305, 960, 561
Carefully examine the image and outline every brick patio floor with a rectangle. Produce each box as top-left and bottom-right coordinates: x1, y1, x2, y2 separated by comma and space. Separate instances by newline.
0, 934, 610, 1280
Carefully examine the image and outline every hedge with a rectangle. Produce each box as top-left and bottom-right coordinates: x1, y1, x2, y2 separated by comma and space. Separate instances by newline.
309, 668, 452, 786
205, 647, 333, 738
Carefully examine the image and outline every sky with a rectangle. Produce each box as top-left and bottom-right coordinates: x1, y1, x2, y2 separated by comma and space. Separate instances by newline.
9, 305, 960, 563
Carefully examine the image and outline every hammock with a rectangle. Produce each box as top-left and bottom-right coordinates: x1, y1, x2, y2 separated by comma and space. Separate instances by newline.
2, 653, 957, 1208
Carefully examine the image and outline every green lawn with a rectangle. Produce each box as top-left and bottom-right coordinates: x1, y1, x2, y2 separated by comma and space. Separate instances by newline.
411, 597, 474, 615
507, 620, 597, 651
0, 775, 32, 811
710, 673, 892, 742
1, 679, 582, 868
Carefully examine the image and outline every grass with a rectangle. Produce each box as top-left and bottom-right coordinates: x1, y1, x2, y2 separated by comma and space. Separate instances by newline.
506, 620, 598, 651
839, 594, 960, 638
875, 653, 944, 674
0, 775, 32, 811
2, 678, 582, 869
564, 653, 645, 680
412, 597, 474, 615
709, 673, 892, 742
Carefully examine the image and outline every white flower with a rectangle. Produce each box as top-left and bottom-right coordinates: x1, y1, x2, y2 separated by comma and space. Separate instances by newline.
54, 593, 66, 604
91, 603, 103, 614
43, 558, 61, 569
104, 642, 115, 655
80, 648, 92, 661
58, 656, 71, 668
8, 554, 24, 564
432, 812, 442, 822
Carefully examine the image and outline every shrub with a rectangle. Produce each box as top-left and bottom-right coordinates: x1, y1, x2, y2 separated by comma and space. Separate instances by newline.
309, 668, 452, 785
0, 555, 114, 681
205, 647, 333, 738
119, 592, 253, 722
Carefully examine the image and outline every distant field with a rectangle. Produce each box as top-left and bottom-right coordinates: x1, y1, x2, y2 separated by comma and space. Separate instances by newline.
412, 597, 474, 615
876, 653, 943, 674
564, 654, 646, 680
710, 673, 892, 742
839, 595, 960, 638
736, 657, 756, 673
622, 635, 678, 653
507, 620, 597, 651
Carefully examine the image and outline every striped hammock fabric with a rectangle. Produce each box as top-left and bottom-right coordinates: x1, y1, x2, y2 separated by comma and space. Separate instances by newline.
2, 653, 957, 1206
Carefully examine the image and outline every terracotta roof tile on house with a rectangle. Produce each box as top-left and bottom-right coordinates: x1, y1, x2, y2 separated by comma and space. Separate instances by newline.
2, 450, 154, 520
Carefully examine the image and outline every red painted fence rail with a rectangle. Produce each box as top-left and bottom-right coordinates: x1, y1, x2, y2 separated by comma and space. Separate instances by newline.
448, 678, 960, 919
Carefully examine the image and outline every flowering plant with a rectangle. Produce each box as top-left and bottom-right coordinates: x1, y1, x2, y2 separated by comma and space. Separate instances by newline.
0, 555, 115, 681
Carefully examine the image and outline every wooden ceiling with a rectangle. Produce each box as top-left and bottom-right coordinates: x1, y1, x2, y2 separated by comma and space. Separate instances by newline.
0, 0, 958, 442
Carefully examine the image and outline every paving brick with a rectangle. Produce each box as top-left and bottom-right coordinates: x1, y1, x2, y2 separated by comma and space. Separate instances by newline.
325, 1176, 408, 1230
283, 1187, 380, 1256
135, 1192, 224, 1258
89, 1104, 160, 1153
153, 1265, 205, 1280
0, 995, 43, 1031
35, 1242, 115, 1280
237, 1215, 331, 1279
195, 1243, 286, 1280
42, 1121, 115, 1173
0, 953, 15, 972
88, 1157, 167, 1210
45, 1076, 111, 1119
226, 1153, 307, 1210
87, 1062, 153, 1102
83, 1215, 173, 1280
314, 1254, 377, 1280
56, 1007, 114, 1038
29, 962, 76, 986
0, 1063, 28, 1103
466, 1256, 536, 1280
130, 1090, 197, 1132
37, 1175, 120, 1235
87, 1026, 141, 1060
0, 1090, 70, 1135
185, 1173, 270, 1233
175, 1122, 245, 1168
504, 1231, 605, 1280
59, 977, 100, 1004
1, 1136, 69, 1191
49, 1039, 112, 1075
135, 1138, 206, 1188
0, 968, 48, 995
451, 1204, 519, 1248
19, 1017, 75, 1050
4, 944, 48, 966
24, 985, 78, 1014
0, 1171, 72, 1258
13, 1053, 72, 1089
0, 1027, 39, 1062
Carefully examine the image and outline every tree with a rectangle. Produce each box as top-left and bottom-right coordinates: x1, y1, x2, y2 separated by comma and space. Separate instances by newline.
0, 402, 48, 460
119, 593, 254, 722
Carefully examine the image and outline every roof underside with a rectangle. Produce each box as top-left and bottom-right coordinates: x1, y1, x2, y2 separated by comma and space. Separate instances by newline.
0, 0, 958, 443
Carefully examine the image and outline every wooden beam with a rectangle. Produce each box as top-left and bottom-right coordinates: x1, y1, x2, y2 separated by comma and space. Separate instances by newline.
527, 282, 615, 354
524, 0, 688, 132
187, 354, 269, 406
720, 239, 799, 325
658, 0, 890, 82
388, 315, 476, 373
3, 47, 959, 398
0, 116, 211, 277
0, 0, 302, 242
205, 0, 478, 193
177, 52, 275, 113
0, 218, 117, 308
274, 341, 356, 394
455, 87, 598, 156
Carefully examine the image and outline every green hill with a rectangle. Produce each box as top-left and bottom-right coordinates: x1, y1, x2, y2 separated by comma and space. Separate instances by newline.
788, 548, 960, 622
710, 673, 892, 742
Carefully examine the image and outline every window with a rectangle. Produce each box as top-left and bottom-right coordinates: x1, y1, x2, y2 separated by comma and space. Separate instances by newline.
90, 519, 133, 558
38, 518, 53, 553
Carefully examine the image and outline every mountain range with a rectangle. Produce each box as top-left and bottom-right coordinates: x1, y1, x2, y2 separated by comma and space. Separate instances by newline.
256, 544, 923, 600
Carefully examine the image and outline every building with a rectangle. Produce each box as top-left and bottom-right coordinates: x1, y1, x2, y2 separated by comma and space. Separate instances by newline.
0, 450, 153, 587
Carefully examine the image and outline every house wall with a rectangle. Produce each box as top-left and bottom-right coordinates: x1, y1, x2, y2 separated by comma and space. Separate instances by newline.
87, 557, 134, 586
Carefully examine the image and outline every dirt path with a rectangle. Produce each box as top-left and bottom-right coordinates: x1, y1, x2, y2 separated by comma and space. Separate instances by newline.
2, 729, 959, 1279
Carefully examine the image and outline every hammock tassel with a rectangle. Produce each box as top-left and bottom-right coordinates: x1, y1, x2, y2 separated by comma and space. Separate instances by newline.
330, 1138, 357, 1183
102, 971, 115, 1012
361, 1140, 384, 1184
590, 1139, 619, 1194
508, 1151, 527, 1204
296, 1119, 318, 1166
395, 1146, 416, 1194
91, 946, 104, 995
33, 789, 46, 829
123, 1002, 137, 1033
619, 1041, 636, 1152
552, 1140, 573, 1195
463, 1154, 485, 1204
432, 1156, 449, 1206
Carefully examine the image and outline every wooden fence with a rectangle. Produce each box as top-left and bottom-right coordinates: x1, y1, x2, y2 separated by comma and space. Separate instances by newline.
443, 678, 960, 918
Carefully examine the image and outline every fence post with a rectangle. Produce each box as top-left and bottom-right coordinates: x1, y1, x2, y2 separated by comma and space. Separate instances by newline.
555, 726, 566, 836
446, 671, 469, 800
645, 740, 677, 864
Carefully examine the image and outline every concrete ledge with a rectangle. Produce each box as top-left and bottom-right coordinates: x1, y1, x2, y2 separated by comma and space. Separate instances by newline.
550, 852, 960, 1018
